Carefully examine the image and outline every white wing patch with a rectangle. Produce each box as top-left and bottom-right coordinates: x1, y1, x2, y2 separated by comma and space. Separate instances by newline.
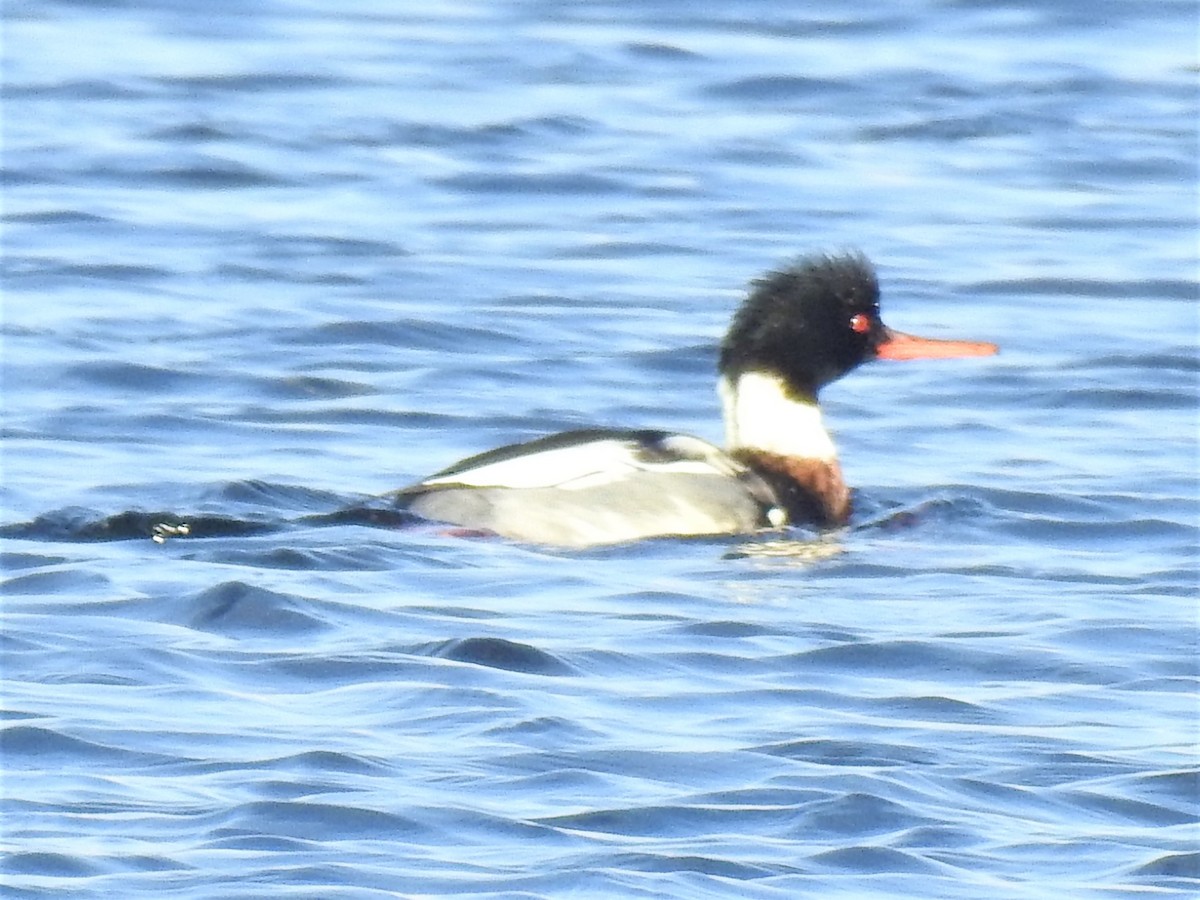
420, 435, 740, 491
655, 434, 748, 478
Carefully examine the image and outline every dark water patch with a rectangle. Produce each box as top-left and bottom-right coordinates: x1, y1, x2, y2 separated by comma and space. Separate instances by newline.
540, 803, 798, 838
1121, 676, 1200, 694
47, 262, 173, 282
1, 567, 111, 595
5, 78, 154, 100
220, 404, 464, 430
197, 834, 316, 853
420, 805, 572, 845
1003, 752, 1141, 788
185, 581, 331, 637
1053, 623, 1183, 658
702, 75, 851, 103
0, 167, 54, 187
610, 590, 705, 609
253, 778, 349, 801
491, 292, 620, 311
213, 263, 367, 285
554, 240, 698, 259
689, 786, 829, 808
656, 650, 766, 676
186, 544, 391, 571
280, 318, 522, 351
605, 851, 775, 878
0, 508, 278, 543
257, 234, 407, 260
1061, 352, 1200, 373
1026, 385, 1196, 412
2, 209, 111, 225
1130, 852, 1200, 879
0, 323, 42, 340
675, 620, 779, 639
363, 114, 596, 149
0, 725, 181, 768
507, 114, 595, 138
157, 72, 348, 94
256, 375, 378, 401
800, 793, 932, 839
408, 604, 508, 622
892, 824, 981, 850
500, 748, 752, 785
430, 637, 574, 676
210, 479, 349, 510
264, 653, 429, 685
713, 139, 811, 167
149, 122, 236, 143
995, 512, 1197, 547
624, 41, 704, 61
740, 13, 902, 38
967, 277, 1198, 301
388, 121, 524, 148
953, 776, 1074, 815
146, 160, 291, 189
626, 344, 713, 378
195, 750, 391, 779
1020, 213, 1195, 232
1130, 770, 1200, 812
435, 170, 629, 196
481, 716, 603, 748
566, 648, 661, 679
0, 552, 69, 571
859, 114, 1031, 142
757, 739, 934, 769
4, 851, 181, 877
855, 495, 994, 534
1054, 153, 1195, 183
2, 852, 103, 877
212, 800, 424, 842
299, 505, 422, 530
869, 694, 995, 725
1057, 788, 1198, 827
29, 409, 241, 446
864, 485, 1197, 560
810, 845, 938, 874
784, 639, 1100, 684
64, 361, 199, 393
114, 854, 184, 874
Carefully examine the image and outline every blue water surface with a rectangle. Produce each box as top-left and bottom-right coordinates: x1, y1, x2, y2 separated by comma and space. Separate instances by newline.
3, 0, 1198, 897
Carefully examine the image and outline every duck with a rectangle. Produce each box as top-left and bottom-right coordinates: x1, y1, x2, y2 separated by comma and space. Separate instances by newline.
390, 252, 997, 547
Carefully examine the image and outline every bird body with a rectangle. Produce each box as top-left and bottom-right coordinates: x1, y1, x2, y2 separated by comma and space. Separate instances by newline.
393, 253, 997, 547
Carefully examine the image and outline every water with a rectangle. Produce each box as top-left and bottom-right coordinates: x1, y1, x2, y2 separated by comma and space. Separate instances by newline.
3, 0, 1198, 897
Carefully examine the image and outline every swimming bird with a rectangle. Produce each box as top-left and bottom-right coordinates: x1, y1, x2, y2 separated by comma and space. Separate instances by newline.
391, 252, 997, 547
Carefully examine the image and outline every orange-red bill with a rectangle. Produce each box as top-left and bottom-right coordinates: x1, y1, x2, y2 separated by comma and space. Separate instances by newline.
875, 328, 999, 361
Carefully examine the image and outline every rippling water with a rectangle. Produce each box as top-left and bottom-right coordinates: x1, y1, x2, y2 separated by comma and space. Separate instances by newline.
3, 0, 1198, 897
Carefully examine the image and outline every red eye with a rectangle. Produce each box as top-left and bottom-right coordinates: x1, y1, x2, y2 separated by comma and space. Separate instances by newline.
849, 313, 871, 334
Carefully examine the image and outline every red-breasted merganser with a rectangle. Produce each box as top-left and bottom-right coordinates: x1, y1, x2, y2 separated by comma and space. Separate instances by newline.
392, 252, 997, 547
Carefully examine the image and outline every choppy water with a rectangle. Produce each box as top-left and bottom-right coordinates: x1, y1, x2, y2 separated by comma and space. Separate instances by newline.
3, 1, 1198, 897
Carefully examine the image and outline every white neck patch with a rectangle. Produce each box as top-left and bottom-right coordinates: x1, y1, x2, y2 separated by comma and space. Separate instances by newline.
718, 371, 838, 462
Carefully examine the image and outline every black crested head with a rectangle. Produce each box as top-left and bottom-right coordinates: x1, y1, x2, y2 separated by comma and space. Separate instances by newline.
719, 252, 887, 398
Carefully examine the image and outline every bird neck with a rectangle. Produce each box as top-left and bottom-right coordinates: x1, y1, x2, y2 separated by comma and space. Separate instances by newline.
718, 370, 851, 526
718, 370, 838, 462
